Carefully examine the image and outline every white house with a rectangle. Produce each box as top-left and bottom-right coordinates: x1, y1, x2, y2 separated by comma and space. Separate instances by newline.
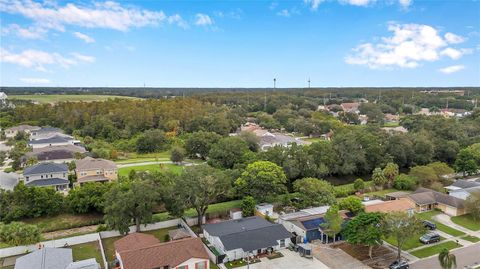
23, 162, 69, 191
203, 216, 291, 262
445, 180, 480, 200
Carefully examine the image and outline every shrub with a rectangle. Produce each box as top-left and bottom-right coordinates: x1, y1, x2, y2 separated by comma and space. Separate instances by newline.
393, 174, 417, 190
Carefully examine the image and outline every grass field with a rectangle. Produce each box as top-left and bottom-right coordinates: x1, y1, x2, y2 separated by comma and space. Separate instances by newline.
9, 94, 140, 104
152, 200, 242, 222
118, 163, 184, 177
22, 213, 104, 233
451, 214, 480, 231
410, 241, 461, 258
71, 242, 104, 268
461, 235, 480, 243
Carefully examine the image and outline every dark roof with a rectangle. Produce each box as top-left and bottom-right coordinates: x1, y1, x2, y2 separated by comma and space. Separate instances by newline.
219, 224, 291, 252
451, 180, 480, 189
36, 127, 63, 133
203, 216, 274, 236
25, 178, 69, 187
409, 188, 465, 209
29, 135, 72, 145
24, 162, 68, 175
14, 248, 72, 269
33, 150, 75, 161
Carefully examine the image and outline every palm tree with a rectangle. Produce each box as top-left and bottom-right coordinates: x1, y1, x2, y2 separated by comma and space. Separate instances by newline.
438, 248, 456, 269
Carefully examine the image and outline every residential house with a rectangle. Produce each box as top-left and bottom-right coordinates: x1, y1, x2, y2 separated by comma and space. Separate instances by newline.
385, 191, 410, 200
114, 233, 209, 269
364, 198, 415, 215
23, 162, 69, 191
382, 126, 408, 133
258, 132, 307, 151
5, 125, 40, 138
203, 216, 291, 262
28, 135, 78, 149
407, 187, 466, 216
340, 102, 360, 114
384, 113, 400, 122
445, 180, 480, 200
14, 247, 99, 269
75, 157, 118, 185
278, 206, 350, 243
23, 145, 87, 164
30, 127, 65, 140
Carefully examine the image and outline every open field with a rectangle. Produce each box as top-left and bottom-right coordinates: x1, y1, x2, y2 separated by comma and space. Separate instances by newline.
451, 214, 480, 231
118, 163, 184, 177
71, 241, 104, 268
22, 213, 104, 233
152, 199, 242, 222
9, 94, 140, 104
410, 241, 461, 258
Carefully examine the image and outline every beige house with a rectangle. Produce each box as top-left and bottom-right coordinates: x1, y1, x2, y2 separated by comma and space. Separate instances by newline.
5, 125, 40, 138
407, 187, 466, 216
75, 157, 117, 185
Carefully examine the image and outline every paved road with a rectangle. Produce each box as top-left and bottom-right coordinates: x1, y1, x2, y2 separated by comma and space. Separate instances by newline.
410, 243, 480, 269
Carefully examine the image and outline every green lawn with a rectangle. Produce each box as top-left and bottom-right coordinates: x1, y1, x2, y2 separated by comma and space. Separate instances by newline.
102, 227, 176, 263
384, 235, 425, 251
118, 163, 184, 177
303, 137, 324, 143
383, 122, 400, 127
0, 242, 11, 249
22, 213, 104, 233
410, 241, 461, 258
416, 211, 465, 236
71, 242, 104, 268
451, 214, 480, 231
9, 94, 140, 104
153, 199, 242, 222
461, 235, 480, 243
210, 262, 220, 269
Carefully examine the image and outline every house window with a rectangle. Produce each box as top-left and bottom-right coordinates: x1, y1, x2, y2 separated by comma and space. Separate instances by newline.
280, 239, 285, 247
196, 261, 207, 269
41, 175, 43, 179
26, 177, 29, 181
177, 266, 188, 269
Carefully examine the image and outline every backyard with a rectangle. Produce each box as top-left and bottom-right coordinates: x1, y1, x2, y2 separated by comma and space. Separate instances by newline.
118, 163, 184, 177
152, 199, 242, 222
71, 241, 105, 268
22, 213, 104, 233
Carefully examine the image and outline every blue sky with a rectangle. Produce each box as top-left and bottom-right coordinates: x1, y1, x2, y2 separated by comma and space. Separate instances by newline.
1, 0, 479, 87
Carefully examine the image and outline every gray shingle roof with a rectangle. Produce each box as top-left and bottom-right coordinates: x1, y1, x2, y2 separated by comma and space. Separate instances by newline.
29, 135, 72, 145
24, 162, 68, 175
25, 178, 69, 187
219, 224, 291, 252
203, 216, 274, 237
14, 248, 73, 269
409, 187, 465, 209
65, 258, 100, 269
451, 180, 480, 189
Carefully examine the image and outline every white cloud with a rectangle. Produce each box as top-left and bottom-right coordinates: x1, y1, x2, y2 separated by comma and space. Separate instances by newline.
71, 52, 96, 63
304, 0, 324, 10
345, 23, 470, 69
73, 32, 95, 43
0, 0, 184, 32
0, 47, 94, 71
444, 32, 465, 44
439, 65, 465, 74
339, 0, 374, 7
1, 24, 47, 39
168, 14, 189, 29
277, 9, 291, 17
398, 0, 412, 8
20, 77, 50, 84
195, 13, 213, 26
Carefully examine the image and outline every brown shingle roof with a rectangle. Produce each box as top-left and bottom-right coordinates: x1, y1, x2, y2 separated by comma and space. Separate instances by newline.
75, 157, 117, 170
113, 233, 160, 253
365, 199, 414, 213
409, 187, 465, 209
117, 237, 209, 269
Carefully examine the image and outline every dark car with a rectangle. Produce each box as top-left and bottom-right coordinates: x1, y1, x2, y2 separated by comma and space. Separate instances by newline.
423, 220, 437, 230
389, 260, 409, 269
420, 233, 441, 244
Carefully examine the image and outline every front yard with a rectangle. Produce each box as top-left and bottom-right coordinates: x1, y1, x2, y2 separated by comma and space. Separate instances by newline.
416, 211, 465, 236
460, 235, 480, 243
451, 214, 480, 231
384, 235, 430, 251
410, 241, 461, 258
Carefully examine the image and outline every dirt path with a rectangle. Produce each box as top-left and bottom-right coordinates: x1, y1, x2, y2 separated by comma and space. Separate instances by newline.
42, 224, 99, 240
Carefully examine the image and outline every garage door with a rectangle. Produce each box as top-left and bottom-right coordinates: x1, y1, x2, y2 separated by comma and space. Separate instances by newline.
444, 206, 457, 216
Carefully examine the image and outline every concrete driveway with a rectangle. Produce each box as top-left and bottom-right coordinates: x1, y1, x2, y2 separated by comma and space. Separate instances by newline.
244, 249, 330, 269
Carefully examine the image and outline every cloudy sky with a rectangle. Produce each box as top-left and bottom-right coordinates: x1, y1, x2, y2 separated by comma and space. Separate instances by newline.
0, 0, 479, 87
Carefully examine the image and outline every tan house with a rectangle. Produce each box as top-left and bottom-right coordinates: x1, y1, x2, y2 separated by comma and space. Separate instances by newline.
407, 188, 466, 216
365, 198, 415, 214
75, 157, 117, 185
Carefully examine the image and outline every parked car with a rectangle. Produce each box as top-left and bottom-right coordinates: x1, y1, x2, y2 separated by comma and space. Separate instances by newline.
423, 220, 436, 230
420, 233, 441, 244
389, 260, 409, 269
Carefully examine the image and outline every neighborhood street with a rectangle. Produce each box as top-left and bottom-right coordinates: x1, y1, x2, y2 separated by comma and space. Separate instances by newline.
410, 243, 480, 269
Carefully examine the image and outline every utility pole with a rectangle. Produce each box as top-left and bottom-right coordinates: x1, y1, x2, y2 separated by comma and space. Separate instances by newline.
264, 88, 267, 111
273, 78, 277, 89
308, 78, 311, 88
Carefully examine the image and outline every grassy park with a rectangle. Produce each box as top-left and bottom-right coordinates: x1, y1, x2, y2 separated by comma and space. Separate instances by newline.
9, 94, 140, 104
